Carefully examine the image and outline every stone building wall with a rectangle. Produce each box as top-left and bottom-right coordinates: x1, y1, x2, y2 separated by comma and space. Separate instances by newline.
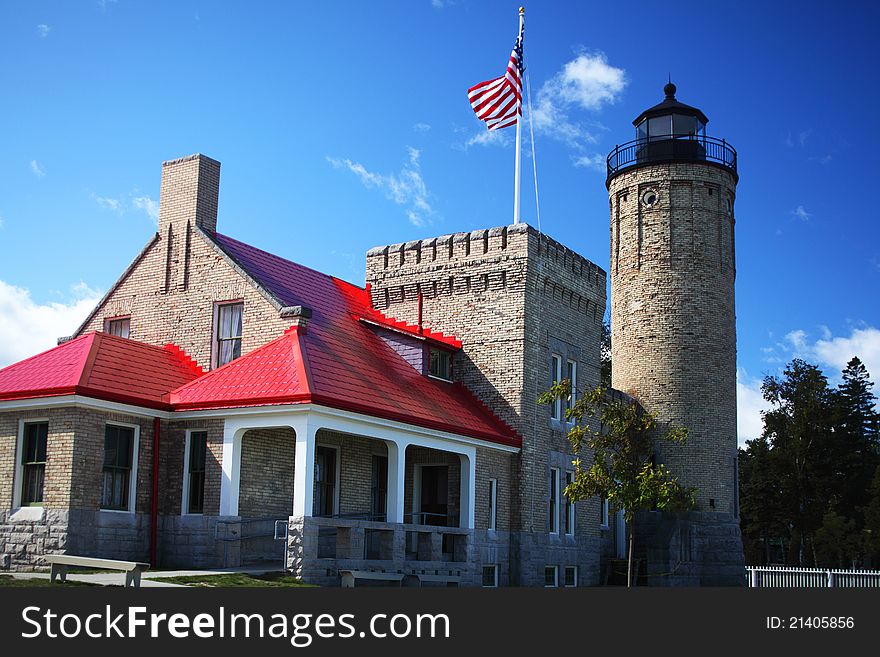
365, 223, 607, 585
608, 162, 738, 515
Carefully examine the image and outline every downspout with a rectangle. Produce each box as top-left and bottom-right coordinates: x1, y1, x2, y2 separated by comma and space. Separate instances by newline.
150, 416, 161, 567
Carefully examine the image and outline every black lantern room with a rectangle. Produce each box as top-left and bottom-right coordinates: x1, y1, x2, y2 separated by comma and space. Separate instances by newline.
606, 82, 736, 184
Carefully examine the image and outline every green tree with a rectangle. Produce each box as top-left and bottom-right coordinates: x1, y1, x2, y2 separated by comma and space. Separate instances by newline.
600, 319, 612, 389
539, 383, 695, 586
814, 508, 860, 568
739, 436, 787, 565
761, 359, 836, 565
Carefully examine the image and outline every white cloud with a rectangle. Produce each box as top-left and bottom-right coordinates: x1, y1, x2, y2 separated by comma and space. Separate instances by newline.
0, 280, 103, 368
808, 154, 832, 165
36, 24, 51, 38
327, 148, 434, 227
532, 51, 626, 153
571, 153, 606, 171
132, 196, 159, 224
737, 368, 771, 447
413, 123, 432, 133
29, 160, 45, 178
790, 205, 811, 221
799, 129, 813, 147
91, 193, 122, 213
460, 129, 511, 150
0, 212, 4, 229
783, 326, 880, 383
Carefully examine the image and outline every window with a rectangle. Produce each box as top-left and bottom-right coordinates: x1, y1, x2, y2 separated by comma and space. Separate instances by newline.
482, 565, 499, 588
428, 348, 452, 380
549, 467, 560, 534
102, 424, 135, 511
215, 302, 243, 367
564, 566, 578, 587
183, 431, 207, 514
488, 478, 498, 531
565, 360, 577, 417
371, 455, 388, 520
105, 316, 130, 339
544, 565, 558, 588
314, 446, 338, 517
600, 496, 610, 528
550, 354, 563, 420
564, 471, 575, 535
21, 422, 48, 506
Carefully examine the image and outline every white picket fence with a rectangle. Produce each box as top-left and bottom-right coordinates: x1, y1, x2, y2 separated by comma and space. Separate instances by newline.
747, 565, 880, 588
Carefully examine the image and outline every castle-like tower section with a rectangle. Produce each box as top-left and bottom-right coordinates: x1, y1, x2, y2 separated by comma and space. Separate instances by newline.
607, 83, 739, 515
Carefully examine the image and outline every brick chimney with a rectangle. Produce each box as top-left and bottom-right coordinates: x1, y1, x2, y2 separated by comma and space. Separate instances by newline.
157, 154, 220, 293
158, 154, 221, 235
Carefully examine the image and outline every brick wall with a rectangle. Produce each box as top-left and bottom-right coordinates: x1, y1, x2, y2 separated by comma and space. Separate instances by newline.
239, 428, 296, 518
608, 163, 738, 514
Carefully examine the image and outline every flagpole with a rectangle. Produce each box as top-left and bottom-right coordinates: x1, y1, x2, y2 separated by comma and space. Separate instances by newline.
513, 6, 524, 225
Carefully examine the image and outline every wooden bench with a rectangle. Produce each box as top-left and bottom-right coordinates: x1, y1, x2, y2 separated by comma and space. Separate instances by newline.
44, 555, 150, 588
338, 570, 404, 588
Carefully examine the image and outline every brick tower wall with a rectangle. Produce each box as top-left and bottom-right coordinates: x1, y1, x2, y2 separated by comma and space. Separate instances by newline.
608, 162, 738, 515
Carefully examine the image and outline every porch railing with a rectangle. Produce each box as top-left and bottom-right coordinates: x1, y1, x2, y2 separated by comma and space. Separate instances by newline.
746, 565, 880, 588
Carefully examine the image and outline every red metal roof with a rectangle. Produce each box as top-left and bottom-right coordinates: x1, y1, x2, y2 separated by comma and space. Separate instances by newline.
0, 332, 203, 409
177, 233, 520, 446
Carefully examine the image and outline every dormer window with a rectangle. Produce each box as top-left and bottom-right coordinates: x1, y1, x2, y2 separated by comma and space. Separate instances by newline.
428, 348, 452, 381
105, 316, 130, 339
215, 302, 243, 368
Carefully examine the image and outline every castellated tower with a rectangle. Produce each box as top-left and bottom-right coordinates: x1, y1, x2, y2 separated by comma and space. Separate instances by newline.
366, 225, 607, 586
606, 82, 744, 584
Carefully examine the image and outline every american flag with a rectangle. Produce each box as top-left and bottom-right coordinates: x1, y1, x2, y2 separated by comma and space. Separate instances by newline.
467, 21, 524, 131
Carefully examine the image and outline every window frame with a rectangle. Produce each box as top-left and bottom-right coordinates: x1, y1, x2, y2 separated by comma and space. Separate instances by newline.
564, 566, 578, 588
544, 565, 559, 588
181, 429, 208, 515
212, 300, 244, 369
427, 347, 453, 382
103, 315, 131, 339
564, 470, 575, 536
565, 359, 578, 420
600, 496, 610, 529
488, 478, 498, 531
14, 419, 49, 509
482, 564, 499, 588
100, 422, 140, 514
550, 353, 563, 420
549, 467, 560, 534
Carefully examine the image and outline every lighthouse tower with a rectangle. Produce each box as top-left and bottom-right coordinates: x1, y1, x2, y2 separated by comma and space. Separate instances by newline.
606, 82, 744, 585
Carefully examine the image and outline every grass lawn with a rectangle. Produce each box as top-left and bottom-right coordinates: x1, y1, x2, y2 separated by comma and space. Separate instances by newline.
156, 572, 314, 587
0, 575, 98, 587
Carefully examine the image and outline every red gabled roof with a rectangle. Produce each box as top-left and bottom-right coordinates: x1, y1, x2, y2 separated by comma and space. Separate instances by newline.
0, 332, 203, 410
179, 232, 521, 447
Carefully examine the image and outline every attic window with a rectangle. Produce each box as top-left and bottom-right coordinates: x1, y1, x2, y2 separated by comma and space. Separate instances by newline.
428, 348, 452, 381
215, 302, 243, 368
105, 316, 130, 339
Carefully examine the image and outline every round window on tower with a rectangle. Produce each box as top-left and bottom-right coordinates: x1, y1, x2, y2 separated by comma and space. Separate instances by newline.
641, 189, 659, 208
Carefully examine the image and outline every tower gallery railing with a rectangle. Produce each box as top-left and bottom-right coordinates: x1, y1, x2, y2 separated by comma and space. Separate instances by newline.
606, 134, 738, 181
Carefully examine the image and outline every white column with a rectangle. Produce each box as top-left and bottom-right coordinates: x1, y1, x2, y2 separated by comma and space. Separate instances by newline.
219, 423, 245, 516
458, 449, 476, 529
291, 417, 318, 518
385, 440, 407, 524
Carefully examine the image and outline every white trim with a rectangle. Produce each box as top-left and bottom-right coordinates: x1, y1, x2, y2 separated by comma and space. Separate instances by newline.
9, 506, 44, 522
600, 497, 610, 529
314, 443, 341, 516
181, 429, 208, 516
13, 418, 49, 509
0, 399, 520, 454
488, 478, 497, 532
544, 565, 559, 588
100, 421, 140, 514
564, 565, 578, 588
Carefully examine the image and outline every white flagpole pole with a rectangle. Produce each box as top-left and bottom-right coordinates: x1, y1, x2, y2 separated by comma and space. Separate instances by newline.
513, 7, 524, 225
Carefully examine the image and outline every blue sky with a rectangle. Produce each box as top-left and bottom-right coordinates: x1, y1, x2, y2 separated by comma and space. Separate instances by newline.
1, 0, 879, 444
